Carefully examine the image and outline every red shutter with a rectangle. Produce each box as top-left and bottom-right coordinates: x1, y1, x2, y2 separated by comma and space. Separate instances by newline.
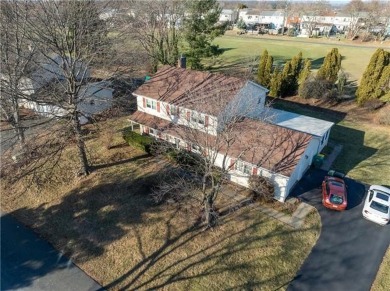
165, 104, 170, 115
205, 115, 209, 127
143, 126, 149, 134
252, 166, 258, 176
230, 159, 236, 170
157, 101, 161, 113
186, 111, 190, 121
143, 97, 146, 108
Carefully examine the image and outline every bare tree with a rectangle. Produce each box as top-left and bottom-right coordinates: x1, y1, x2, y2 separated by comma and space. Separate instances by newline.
151, 75, 310, 228
364, 0, 390, 41
299, 0, 332, 37
121, 0, 186, 72
19, 0, 115, 176
343, 0, 365, 39
0, 0, 36, 151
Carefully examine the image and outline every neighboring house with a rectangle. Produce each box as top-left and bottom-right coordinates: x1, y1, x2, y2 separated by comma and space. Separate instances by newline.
219, 9, 238, 23
238, 9, 261, 25
259, 10, 285, 29
128, 64, 333, 201
19, 81, 114, 124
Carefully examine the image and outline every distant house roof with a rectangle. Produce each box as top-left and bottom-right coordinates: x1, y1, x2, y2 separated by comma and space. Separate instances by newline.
267, 108, 334, 137
221, 9, 235, 15
134, 66, 268, 116
261, 10, 284, 17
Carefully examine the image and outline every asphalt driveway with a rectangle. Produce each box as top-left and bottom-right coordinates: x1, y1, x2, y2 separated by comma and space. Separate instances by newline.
288, 168, 390, 291
1, 211, 102, 291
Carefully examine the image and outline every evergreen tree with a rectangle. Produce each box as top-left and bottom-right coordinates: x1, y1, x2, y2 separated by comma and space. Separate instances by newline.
257, 49, 268, 86
269, 67, 282, 97
290, 51, 303, 79
299, 59, 312, 84
317, 48, 342, 83
264, 55, 274, 88
236, 18, 246, 30
183, 0, 225, 69
356, 48, 390, 105
376, 65, 390, 102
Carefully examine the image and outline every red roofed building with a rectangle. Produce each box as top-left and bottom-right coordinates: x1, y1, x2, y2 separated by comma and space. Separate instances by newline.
129, 62, 333, 201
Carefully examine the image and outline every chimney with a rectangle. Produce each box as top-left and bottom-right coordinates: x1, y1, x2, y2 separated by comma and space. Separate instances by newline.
178, 54, 186, 69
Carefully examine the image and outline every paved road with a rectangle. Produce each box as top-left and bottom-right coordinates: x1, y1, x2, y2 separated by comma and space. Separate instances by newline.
288, 169, 390, 291
1, 212, 102, 291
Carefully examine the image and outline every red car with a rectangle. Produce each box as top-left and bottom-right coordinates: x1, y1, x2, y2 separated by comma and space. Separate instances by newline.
322, 176, 348, 211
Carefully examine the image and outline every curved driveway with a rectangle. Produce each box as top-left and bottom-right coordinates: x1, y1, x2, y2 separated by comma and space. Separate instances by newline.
288, 169, 390, 291
1, 211, 102, 291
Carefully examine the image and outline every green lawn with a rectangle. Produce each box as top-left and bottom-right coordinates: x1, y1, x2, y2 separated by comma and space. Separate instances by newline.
209, 34, 382, 83
271, 99, 390, 186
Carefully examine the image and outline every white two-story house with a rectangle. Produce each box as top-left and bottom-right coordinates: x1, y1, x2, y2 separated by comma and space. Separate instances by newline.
129, 64, 333, 201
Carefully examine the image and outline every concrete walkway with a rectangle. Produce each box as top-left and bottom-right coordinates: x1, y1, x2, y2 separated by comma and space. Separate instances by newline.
320, 142, 343, 171
1, 211, 102, 291
222, 187, 315, 229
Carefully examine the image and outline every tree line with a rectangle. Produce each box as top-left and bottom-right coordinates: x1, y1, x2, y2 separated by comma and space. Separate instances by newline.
256, 47, 389, 105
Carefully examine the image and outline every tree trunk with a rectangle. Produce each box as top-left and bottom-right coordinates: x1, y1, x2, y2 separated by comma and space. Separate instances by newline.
72, 112, 89, 176
13, 107, 25, 148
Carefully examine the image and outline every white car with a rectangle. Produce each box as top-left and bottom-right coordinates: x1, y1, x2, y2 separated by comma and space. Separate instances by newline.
362, 185, 390, 226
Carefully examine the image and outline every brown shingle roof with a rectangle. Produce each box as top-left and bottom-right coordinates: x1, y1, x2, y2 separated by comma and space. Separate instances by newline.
128, 111, 172, 131
134, 66, 246, 116
131, 111, 312, 176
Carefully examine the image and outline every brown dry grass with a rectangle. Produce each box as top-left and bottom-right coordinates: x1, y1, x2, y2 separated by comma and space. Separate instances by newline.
1, 116, 321, 290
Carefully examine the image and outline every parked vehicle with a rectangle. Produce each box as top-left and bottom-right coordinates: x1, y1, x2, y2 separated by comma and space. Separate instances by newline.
362, 185, 390, 226
322, 173, 347, 211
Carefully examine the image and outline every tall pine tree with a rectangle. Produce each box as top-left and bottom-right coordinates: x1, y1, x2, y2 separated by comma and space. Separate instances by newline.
269, 67, 282, 97
317, 48, 342, 83
257, 49, 268, 86
183, 0, 225, 69
356, 48, 390, 105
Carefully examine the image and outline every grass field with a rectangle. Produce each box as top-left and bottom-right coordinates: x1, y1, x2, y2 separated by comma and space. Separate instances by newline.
1, 116, 321, 291
209, 34, 384, 83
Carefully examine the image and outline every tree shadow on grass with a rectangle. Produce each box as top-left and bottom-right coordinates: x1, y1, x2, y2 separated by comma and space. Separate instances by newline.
101, 213, 315, 291
3, 164, 319, 291
1, 168, 172, 290
91, 153, 150, 171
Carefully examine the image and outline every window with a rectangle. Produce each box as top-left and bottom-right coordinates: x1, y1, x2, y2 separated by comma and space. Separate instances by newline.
235, 160, 251, 175
149, 128, 158, 136
191, 143, 202, 153
146, 99, 157, 110
170, 104, 179, 115
191, 112, 205, 125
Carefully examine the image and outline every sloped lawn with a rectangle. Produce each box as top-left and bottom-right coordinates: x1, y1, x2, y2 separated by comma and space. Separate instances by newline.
1, 116, 320, 290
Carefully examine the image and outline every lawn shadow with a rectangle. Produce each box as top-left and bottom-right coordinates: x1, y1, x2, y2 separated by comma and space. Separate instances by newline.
91, 153, 150, 171
2, 167, 174, 290
100, 208, 314, 291
310, 57, 325, 69
330, 123, 378, 175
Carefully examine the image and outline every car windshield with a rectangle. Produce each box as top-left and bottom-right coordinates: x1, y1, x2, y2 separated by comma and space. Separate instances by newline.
370, 201, 389, 214
330, 194, 343, 205
330, 181, 344, 188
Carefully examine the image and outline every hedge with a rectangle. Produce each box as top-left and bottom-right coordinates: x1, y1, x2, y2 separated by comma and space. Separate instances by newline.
122, 128, 153, 153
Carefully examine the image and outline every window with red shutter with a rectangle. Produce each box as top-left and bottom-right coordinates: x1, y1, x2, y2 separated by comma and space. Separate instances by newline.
157, 102, 160, 112
252, 167, 258, 176
165, 104, 170, 115
143, 97, 146, 108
